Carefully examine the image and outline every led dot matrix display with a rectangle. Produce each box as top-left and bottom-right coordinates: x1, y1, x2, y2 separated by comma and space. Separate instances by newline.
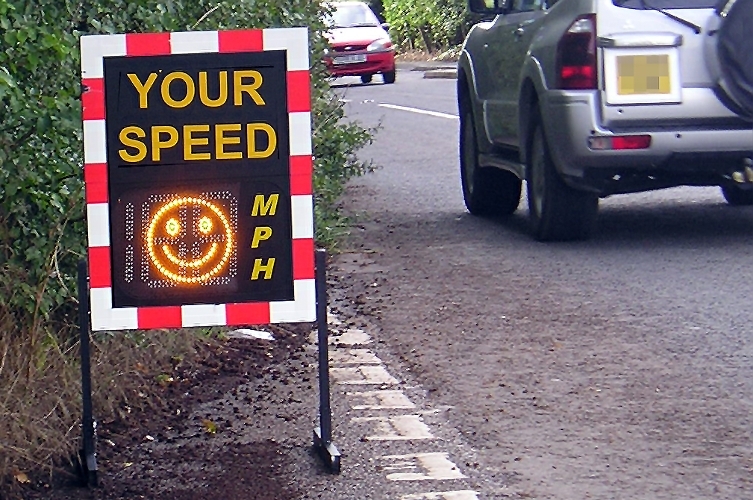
140, 193, 236, 286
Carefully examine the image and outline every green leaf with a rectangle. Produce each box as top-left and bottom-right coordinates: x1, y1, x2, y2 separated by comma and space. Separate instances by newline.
3, 30, 16, 45
36, 115, 51, 133
26, 50, 38, 69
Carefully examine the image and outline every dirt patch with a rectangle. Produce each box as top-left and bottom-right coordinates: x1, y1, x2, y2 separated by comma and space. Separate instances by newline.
8, 323, 322, 500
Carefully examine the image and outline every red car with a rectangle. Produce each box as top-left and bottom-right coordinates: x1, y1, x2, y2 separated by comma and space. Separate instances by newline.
324, 1, 396, 84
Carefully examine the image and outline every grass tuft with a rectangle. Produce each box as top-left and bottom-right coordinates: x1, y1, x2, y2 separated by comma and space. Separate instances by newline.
0, 305, 214, 499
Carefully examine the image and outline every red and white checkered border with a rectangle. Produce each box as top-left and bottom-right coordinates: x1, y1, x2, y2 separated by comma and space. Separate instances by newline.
80, 28, 316, 331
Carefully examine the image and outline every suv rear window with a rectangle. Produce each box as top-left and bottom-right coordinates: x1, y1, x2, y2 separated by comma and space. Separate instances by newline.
615, 0, 716, 8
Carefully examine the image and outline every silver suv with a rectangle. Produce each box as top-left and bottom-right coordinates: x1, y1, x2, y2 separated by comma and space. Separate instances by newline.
457, 0, 753, 240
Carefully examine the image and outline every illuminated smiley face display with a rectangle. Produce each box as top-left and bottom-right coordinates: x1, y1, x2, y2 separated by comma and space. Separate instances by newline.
145, 196, 235, 285
112, 184, 295, 308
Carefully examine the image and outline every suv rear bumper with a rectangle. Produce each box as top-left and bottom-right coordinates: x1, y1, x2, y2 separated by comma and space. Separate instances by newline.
543, 91, 753, 194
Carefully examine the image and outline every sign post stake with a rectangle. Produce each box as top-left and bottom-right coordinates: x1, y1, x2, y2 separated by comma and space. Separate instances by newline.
77, 259, 98, 487
313, 248, 341, 473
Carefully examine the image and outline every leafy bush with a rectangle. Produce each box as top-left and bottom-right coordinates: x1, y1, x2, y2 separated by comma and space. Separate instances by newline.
0, 0, 372, 491
381, 0, 470, 52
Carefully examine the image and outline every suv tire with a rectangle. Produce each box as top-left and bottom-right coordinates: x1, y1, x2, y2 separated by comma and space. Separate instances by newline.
527, 113, 598, 241
383, 70, 396, 84
460, 107, 521, 216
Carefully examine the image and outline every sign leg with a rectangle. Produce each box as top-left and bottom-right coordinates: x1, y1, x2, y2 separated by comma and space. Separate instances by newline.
77, 259, 98, 486
313, 249, 341, 473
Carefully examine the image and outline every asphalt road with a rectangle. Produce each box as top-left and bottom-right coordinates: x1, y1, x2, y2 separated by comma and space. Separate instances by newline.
315, 62, 753, 499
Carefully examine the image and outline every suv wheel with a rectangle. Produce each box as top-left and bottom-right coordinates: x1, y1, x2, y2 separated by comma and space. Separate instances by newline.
360, 74, 373, 84
383, 70, 396, 84
527, 117, 598, 241
460, 108, 521, 216
721, 185, 753, 206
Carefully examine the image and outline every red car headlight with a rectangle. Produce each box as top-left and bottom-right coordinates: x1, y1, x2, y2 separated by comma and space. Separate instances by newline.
367, 39, 393, 52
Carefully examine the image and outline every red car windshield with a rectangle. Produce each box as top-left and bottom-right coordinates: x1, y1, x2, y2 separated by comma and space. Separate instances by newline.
326, 3, 381, 28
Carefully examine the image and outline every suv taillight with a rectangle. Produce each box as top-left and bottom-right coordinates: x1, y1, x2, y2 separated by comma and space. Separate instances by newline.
556, 15, 597, 90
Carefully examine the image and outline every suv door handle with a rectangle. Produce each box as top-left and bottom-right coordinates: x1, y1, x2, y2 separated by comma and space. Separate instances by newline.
515, 26, 525, 37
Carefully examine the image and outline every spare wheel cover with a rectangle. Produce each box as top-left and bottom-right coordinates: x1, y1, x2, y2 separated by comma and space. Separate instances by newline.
716, 0, 753, 119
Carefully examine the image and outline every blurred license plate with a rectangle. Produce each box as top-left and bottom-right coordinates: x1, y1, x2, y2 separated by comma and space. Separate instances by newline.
334, 54, 366, 65
617, 55, 671, 95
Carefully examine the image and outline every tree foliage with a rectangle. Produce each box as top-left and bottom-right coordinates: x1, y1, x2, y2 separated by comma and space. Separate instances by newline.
381, 0, 470, 52
0, 0, 372, 334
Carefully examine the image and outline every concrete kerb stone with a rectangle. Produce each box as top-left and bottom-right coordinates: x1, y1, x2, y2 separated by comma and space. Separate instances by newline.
422, 68, 458, 79
399, 61, 458, 80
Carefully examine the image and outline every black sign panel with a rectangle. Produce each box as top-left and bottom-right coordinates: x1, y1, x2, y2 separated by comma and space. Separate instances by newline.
103, 50, 294, 307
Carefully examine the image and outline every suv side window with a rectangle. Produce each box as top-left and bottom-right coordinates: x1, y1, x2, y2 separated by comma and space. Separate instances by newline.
512, 0, 545, 12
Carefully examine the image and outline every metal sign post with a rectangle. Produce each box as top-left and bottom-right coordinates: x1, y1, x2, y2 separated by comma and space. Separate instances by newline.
77, 259, 98, 486
313, 248, 341, 473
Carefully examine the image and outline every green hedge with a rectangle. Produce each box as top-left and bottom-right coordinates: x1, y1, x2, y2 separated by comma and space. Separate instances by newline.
381, 0, 471, 52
